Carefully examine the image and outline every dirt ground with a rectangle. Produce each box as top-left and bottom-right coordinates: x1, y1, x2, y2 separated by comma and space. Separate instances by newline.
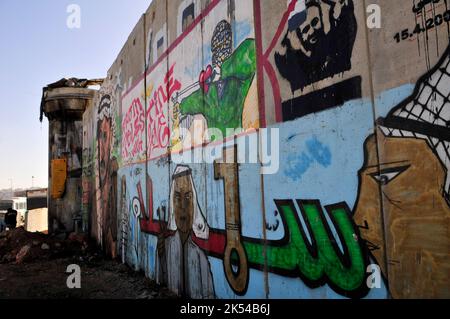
0, 228, 177, 299
0, 257, 177, 299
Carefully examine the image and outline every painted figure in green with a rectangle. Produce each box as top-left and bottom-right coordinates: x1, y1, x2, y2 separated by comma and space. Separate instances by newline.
178, 20, 256, 138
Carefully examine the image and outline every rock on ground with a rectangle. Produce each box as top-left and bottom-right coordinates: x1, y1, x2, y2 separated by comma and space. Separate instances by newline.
16, 245, 32, 264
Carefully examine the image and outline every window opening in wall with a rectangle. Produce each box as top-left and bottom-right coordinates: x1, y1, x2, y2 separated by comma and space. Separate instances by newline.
182, 3, 195, 32
157, 37, 164, 59
147, 31, 153, 68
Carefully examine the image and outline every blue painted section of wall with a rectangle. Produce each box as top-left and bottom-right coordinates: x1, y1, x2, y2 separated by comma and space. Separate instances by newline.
265, 98, 373, 211
115, 88, 418, 298
87, 0, 441, 299
285, 136, 332, 182
375, 84, 415, 118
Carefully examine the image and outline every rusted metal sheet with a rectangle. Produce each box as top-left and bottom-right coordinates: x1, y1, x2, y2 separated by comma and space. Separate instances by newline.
51, 159, 67, 199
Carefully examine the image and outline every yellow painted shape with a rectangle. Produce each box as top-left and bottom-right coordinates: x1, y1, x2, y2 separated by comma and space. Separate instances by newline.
51, 158, 67, 199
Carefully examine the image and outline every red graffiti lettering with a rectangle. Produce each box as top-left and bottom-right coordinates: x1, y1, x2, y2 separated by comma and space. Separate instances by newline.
147, 63, 181, 158
122, 98, 145, 161
121, 64, 181, 162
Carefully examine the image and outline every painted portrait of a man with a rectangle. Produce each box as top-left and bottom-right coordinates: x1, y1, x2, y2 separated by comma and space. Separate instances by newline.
275, 0, 357, 92
156, 165, 215, 299
354, 49, 450, 298
175, 19, 257, 142
97, 94, 119, 258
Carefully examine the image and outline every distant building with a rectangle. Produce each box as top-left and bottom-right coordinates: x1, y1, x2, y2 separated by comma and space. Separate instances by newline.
25, 188, 48, 233
26, 188, 48, 210
0, 200, 13, 232
0, 190, 48, 233
0, 200, 13, 212
11, 197, 27, 227
0, 198, 25, 230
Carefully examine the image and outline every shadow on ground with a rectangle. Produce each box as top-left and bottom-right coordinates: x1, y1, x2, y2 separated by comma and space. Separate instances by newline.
0, 228, 177, 299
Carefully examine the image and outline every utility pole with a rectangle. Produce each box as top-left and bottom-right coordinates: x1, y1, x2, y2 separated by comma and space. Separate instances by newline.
8, 178, 13, 198
32, 176, 35, 189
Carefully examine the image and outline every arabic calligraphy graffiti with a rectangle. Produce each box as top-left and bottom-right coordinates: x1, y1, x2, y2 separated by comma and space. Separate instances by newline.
241, 200, 368, 296
130, 164, 369, 297
190, 199, 370, 298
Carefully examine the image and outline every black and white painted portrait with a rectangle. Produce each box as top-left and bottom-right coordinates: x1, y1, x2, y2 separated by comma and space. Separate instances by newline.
275, 0, 357, 92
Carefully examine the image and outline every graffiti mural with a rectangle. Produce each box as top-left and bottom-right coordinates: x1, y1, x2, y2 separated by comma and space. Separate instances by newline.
214, 145, 249, 295
80, 0, 450, 300
96, 93, 119, 258
149, 64, 181, 156
393, 0, 450, 69
253, 0, 362, 125
173, 19, 258, 144
195, 200, 370, 298
158, 166, 215, 298
212, 145, 368, 297
354, 45, 450, 299
121, 98, 145, 161
274, 0, 357, 92
126, 142, 370, 298
119, 175, 129, 264
131, 166, 215, 298
122, 64, 181, 162
276, 0, 361, 122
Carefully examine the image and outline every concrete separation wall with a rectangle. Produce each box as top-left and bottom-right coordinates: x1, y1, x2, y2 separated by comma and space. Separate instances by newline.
80, 0, 450, 299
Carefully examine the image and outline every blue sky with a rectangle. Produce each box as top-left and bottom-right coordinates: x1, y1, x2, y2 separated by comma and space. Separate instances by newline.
0, 0, 151, 190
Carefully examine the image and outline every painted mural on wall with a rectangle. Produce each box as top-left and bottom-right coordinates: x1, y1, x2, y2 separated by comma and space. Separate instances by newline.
254, 0, 362, 125
121, 65, 180, 163
96, 93, 119, 258
172, 19, 258, 147
277, 0, 360, 122
392, 0, 450, 69
128, 146, 371, 298
82, 0, 450, 300
355, 45, 450, 299
274, 0, 357, 92
82, 106, 95, 233
112, 0, 372, 299
120, 2, 260, 166
50, 121, 83, 175
122, 165, 214, 298
156, 165, 215, 298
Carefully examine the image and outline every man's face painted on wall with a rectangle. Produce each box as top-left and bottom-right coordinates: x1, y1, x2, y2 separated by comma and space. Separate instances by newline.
353, 129, 450, 298
98, 117, 112, 185
297, 5, 324, 53
173, 174, 194, 236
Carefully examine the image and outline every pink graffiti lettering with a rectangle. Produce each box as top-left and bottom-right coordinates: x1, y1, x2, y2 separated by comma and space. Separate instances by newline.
122, 98, 145, 161
147, 64, 181, 158
121, 64, 181, 162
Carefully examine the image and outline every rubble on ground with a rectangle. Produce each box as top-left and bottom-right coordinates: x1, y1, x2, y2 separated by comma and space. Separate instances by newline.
0, 227, 178, 299
0, 227, 98, 265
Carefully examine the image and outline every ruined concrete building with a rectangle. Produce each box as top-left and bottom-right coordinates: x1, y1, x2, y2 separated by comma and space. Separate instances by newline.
41, 0, 449, 299
40, 78, 103, 234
